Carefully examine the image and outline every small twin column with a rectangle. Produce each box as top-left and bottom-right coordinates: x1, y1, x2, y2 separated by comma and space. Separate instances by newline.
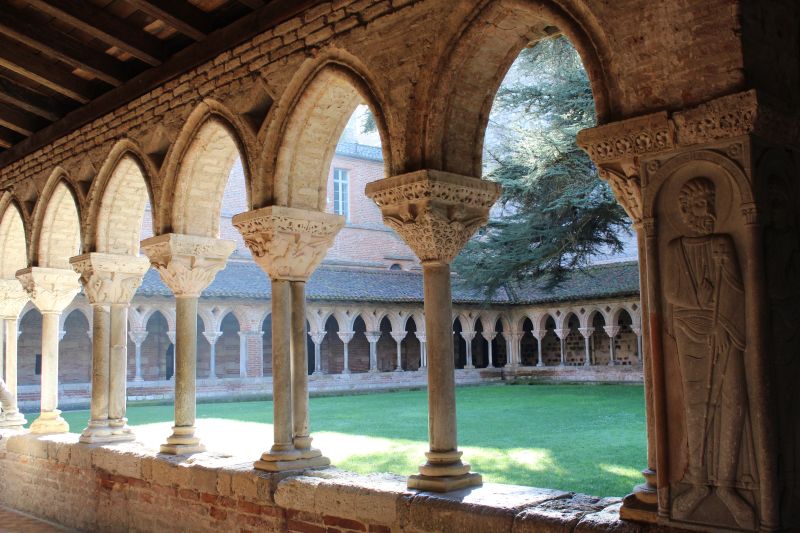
0, 279, 30, 429
233, 205, 343, 472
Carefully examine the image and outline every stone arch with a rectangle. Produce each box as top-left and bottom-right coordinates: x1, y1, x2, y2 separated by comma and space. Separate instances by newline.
350, 315, 370, 373
421, 0, 613, 176
377, 315, 395, 372
401, 316, 421, 371
142, 310, 172, 381
32, 175, 81, 268
216, 312, 242, 378
0, 198, 28, 277
159, 102, 253, 237
18, 307, 42, 385
322, 314, 344, 374
259, 53, 394, 210
87, 141, 155, 255
59, 308, 91, 384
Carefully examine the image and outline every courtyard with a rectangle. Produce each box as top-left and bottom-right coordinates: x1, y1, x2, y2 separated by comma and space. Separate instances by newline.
46, 383, 646, 497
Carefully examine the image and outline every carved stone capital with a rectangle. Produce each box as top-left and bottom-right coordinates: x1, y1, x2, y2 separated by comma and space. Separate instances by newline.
232, 206, 344, 281
577, 112, 673, 166
604, 325, 621, 338
129, 329, 148, 345
365, 170, 501, 264
309, 332, 326, 345
364, 331, 381, 344
460, 330, 476, 342
337, 331, 355, 344
554, 328, 569, 340
414, 332, 427, 344
597, 166, 644, 225
390, 332, 406, 343
203, 331, 222, 345
16, 267, 80, 314
69, 253, 149, 306
0, 279, 29, 319
578, 327, 595, 339
140, 234, 235, 298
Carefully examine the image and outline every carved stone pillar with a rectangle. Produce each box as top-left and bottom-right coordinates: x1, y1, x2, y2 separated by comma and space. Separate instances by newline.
0, 279, 29, 429
603, 325, 620, 366
460, 330, 475, 369
337, 331, 354, 374
366, 169, 500, 492
129, 329, 148, 382
391, 332, 405, 371
577, 90, 798, 531
233, 205, 343, 472
202, 331, 221, 379
71, 253, 149, 443
579, 327, 594, 366
553, 328, 568, 366
141, 233, 235, 455
16, 267, 80, 433
309, 332, 325, 375
365, 331, 380, 372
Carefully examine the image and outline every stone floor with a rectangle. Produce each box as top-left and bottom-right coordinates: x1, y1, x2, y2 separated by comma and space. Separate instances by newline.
0, 506, 75, 532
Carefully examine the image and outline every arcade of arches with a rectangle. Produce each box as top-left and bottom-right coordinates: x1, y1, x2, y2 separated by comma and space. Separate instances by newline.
0, 1, 799, 532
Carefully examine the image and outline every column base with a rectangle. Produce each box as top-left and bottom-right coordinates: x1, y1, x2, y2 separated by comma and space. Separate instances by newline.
254, 445, 330, 472
160, 425, 204, 455
619, 469, 658, 523
408, 472, 483, 492
29, 410, 69, 434
0, 411, 27, 429
394, 368, 404, 372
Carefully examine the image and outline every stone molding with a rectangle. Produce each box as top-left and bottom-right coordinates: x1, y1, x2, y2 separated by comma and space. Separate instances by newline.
69, 253, 150, 306
232, 206, 344, 282
15, 267, 80, 314
0, 279, 29, 319
364, 170, 500, 264
140, 234, 235, 298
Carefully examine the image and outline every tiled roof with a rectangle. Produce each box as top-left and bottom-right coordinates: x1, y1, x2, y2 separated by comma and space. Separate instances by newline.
136, 260, 639, 305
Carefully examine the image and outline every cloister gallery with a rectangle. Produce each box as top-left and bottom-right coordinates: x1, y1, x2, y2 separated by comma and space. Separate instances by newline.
0, 1, 798, 532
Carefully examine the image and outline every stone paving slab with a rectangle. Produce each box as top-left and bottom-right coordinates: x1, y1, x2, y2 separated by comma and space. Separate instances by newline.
0, 506, 77, 533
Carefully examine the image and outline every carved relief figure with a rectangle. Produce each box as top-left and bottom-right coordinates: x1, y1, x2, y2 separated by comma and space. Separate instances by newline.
664, 177, 755, 529
764, 175, 800, 525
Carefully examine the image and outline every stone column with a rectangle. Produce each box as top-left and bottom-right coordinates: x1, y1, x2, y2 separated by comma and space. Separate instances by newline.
71, 253, 149, 443
604, 325, 620, 366
142, 233, 235, 455
485, 332, 496, 368
415, 331, 427, 370
532, 329, 545, 367
233, 205, 343, 472
337, 331, 354, 375
366, 169, 499, 492
203, 331, 221, 379
391, 332, 405, 371
579, 327, 594, 366
632, 325, 643, 365
0, 279, 29, 429
166, 330, 176, 380
237, 331, 255, 378
309, 332, 325, 375
554, 328, 568, 366
16, 267, 80, 433
129, 329, 148, 382
460, 330, 475, 369
365, 331, 380, 372
506, 331, 521, 367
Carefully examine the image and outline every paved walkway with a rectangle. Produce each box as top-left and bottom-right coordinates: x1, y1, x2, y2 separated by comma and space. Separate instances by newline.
0, 506, 75, 532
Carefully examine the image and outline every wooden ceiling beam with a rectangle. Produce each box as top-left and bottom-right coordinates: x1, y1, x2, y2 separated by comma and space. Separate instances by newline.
0, 102, 46, 136
237, 0, 265, 9
0, 8, 133, 86
0, 127, 22, 149
0, 75, 66, 121
0, 36, 97, 103
123, 0, 214, 41
24, 0, 167, 66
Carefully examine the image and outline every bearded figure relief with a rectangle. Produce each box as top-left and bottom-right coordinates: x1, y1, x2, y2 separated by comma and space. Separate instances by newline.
664, 177, 756, 530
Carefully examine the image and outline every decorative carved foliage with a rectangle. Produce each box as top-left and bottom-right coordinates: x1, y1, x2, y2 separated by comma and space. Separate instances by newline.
577, 112, 673, 164
69, 253, 149, 305
0, 278, 29, 319
365, 170, 500, 264
16, 267, 81, 314
598, 167, 644, 224
141, 233, 235, 297
674, 91, 757, 146
232, 206, 344, 281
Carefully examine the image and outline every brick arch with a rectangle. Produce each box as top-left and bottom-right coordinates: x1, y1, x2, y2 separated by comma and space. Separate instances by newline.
260, 53, 394, 211
86, 141, 155, 255
159, 102, 253, 237
32, 174, 81, 269
420, 0, 612, 177
0, 198, 28, 278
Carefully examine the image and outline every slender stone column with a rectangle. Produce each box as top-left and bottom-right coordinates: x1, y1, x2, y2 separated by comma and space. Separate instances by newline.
337, 331, 354, 374
166, 330, 176, 380
532, 329, 545, 367
142, 234, 234, 455
237, 331, 254, 377
485, 332, 496, 368
203, 331, 221, 379
71, 253, 149, 443
604, 325, 620, 366
554, 328, 569, 366
17, 267, 80, 433
130, 330, 147, 382
365, 331, 380, 372
506, 331, 521, 367
0, 279, 29, 429
233, 205, 342, 472
415, 331, 427, 370
632, 325, 643, 364
366, 169, 499, 492
391, 332, 405, 371
579, 327, 594, 366
309, 332, 325, 375
460, 330, 475, 369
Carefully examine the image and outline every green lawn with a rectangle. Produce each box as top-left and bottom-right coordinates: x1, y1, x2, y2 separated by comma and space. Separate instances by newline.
54, 383, 645, 496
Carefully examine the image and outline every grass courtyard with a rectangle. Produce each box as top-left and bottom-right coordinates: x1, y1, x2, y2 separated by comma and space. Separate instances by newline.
55, 383, 645, 497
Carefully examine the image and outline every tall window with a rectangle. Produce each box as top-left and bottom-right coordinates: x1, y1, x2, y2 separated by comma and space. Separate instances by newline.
333, 168, 350, 221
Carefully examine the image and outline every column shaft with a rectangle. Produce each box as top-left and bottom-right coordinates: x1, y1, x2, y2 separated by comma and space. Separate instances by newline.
536, 338, 544, 367
271, 279, 293, 451
314, 341, 322, 374
209, 341, 217, 379
30, 312, 69, 433
134, 341, 143, 381
0, 318, 26, 427
291, 281, 310, 449
368, 340, 378, 372
108, 304, 130, 433
84, 305, 110, 439
584, 336, 592, 366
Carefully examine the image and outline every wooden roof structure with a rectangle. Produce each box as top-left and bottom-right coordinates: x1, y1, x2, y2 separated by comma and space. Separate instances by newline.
0, 0, 320, 166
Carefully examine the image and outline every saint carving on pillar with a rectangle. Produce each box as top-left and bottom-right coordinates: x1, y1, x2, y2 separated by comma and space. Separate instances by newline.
664, 177, 756, 529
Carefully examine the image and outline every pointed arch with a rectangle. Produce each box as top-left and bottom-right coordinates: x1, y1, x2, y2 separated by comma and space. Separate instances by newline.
0, 197, 28, 278
32, 172, 81, 268
258, 50, 395, 210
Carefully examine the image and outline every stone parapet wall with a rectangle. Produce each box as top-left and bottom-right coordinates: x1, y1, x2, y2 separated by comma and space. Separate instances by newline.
0, 431, 688, 533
